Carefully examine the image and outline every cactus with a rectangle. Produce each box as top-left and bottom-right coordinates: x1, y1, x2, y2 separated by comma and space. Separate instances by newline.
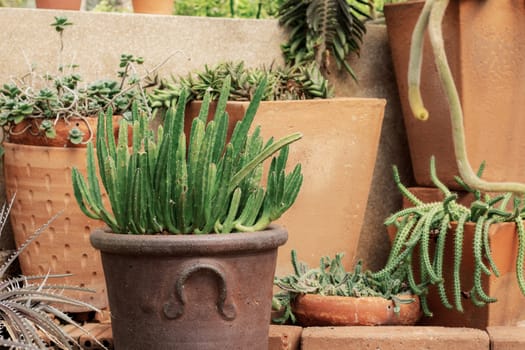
72, 77, 303, 234
375, 157, 525, 316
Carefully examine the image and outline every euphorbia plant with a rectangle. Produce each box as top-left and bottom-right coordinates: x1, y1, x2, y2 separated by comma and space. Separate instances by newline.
72, 77, 303, 234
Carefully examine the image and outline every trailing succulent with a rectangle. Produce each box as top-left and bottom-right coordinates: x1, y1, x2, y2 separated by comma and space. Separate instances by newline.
148, 60, 333, 110
272, 250, 415, 324
0, 199, 107, 350
373, 157, 525, 316
72, 77, 303, 234
0, 16, 151, 146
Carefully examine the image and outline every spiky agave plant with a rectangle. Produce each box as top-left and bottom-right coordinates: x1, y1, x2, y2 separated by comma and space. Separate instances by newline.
72, 77, 303, 234
0, 199, 107, 350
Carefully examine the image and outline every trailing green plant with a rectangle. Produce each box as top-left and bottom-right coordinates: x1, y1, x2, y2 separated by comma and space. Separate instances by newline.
278, 0, 371, 80
149, 60, 333, 110
373, 156, 525, 317
72, 76, 303, 234
0, 16, 152, 147
272, 249, 415, 324
407, 0, 525, 195
0, 199, 107, 350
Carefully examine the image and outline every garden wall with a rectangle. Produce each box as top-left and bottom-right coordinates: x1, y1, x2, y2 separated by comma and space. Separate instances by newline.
0, 8, 413, 272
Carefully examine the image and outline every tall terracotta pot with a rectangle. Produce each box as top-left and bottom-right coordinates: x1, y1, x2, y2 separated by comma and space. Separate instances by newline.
132, 0, 173, 14
385, 0, 525, 190
35, 0, 81, 10
186, 98, 386, 274
90, 225, 287, 350
3, 142, 108, 312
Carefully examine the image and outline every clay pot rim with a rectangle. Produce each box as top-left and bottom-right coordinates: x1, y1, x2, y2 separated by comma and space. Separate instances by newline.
2, 141, 91, 152
294, 293, 418, 304
90, 224, 288, 256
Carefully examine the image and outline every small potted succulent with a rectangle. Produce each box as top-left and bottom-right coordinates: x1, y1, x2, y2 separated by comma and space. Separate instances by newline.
72, 77, 303, 349
272, 250, 420, 326
1, 16, 151, 313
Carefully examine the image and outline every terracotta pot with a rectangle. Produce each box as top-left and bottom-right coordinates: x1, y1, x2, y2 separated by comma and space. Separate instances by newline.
35, 0, 81, 10
293, 294, 421, 326
8, 116, 123, 148
385, 0, 525, 190
387, 219, 525, 328
3, 142, 108, 312
90, 225, 287, 350
132, 0, 173, 14
185, 98, 386, 275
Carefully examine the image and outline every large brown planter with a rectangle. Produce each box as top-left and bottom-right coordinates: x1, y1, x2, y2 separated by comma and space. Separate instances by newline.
385, 0, 525, 190
387, 215, 525, 328
293, 294, 421, 326
35, 0, 81, 10
186, 98, 386, 274
90, 225, 287, 350
3, 142, 108, 312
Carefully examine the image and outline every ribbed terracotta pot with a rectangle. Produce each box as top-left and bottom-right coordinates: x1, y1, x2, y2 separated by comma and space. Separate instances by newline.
132, 0, 173, 14
385, 0, 525, 190
186, 98, 386, 275
3, 142, 108, 312
293, 294, 421, 326
387, 218, 525, 328
90, 225, 287, 350
35, 0, 81, 10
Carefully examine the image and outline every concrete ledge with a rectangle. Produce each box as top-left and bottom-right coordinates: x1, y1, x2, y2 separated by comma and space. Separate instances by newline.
487, 326, 525, 350
269, 325, 302, 350
301, 326, 489, 350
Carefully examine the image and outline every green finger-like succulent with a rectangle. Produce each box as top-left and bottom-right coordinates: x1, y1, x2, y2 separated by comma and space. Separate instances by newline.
73, 77, 303, 234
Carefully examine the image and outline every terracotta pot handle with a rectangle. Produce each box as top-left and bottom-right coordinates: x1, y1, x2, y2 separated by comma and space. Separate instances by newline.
163, 261, 237, 321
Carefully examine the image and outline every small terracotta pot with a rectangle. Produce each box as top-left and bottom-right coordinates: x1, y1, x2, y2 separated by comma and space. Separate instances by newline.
8, 116, 125, 148
35, 0, 81, 10
132, 0, 173, 14
292, 294, 421, 326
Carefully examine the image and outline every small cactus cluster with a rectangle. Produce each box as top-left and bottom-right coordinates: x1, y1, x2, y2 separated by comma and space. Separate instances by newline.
374, 157, 525, 316
148, 61, 333, 110
272, 250, 415, 324
72, 77, 303, 234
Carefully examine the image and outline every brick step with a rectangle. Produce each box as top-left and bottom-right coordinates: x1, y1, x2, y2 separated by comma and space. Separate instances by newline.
51, 323, 525, 349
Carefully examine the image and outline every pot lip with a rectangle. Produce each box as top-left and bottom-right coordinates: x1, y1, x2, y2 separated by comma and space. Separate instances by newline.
295, 293, 418, 303
3, 141, 91, 151
90, 224, 288, 255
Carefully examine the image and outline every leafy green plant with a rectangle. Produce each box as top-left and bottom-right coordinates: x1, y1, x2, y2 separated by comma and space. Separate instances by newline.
278, 0, 371, 80
0, 199, 107, 349
72, 77, 303, 234
272, 250, 415, 324
149, 60, 333, 110
373, 157, 525, 317
0, 16, 151, 147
